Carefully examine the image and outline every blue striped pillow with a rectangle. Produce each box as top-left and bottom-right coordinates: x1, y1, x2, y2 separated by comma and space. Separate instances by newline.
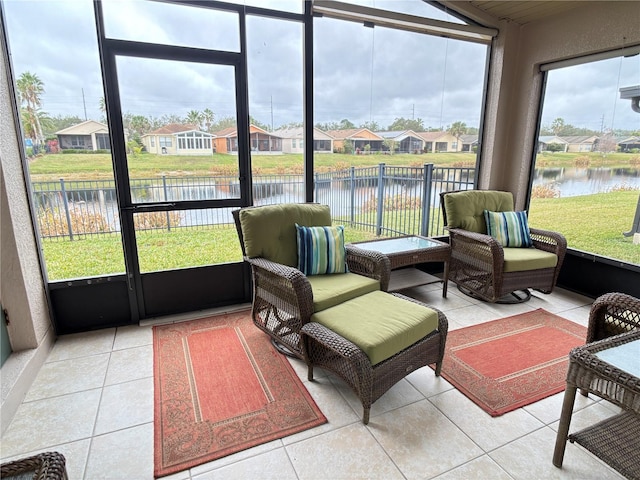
296, 224, 348, 275
484, 210, 533, 247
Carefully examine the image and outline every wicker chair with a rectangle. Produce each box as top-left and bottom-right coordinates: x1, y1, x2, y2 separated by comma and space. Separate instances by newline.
233, 203, 390, 359
586, 292, 640, 342
0, 452, 67, 479
440, 190, 567, 303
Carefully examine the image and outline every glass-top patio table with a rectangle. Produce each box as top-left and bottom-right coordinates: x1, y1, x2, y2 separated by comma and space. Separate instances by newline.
349, 235, 451, 296
553, 330, 640, 479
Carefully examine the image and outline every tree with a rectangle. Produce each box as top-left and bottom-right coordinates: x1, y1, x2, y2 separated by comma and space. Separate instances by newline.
387, 117, 425, 132
382, 138, 397, 154
202, 108, 215, 132
338, 118, 356, 130
185, 110, 203, 129
47, 114, 83, 136
551, 118, 566, 136
17, 71, 46, 145
99, 96, 106, 122
343, 138, 354, 154
594, 132, 617, 155
360, 120, 380, 131
211, 116, 237, 132
447, 121, 467, 152
249, 116, 270, 131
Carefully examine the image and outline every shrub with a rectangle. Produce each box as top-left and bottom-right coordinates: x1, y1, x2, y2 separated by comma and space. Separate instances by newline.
573, 155, 590, 167
362, 194, 421, 213
38, 208, 110, 237
134, 211, 182, 230
629, 155, 640, 167
531, 184, 560, 199
609, 183, 639, 193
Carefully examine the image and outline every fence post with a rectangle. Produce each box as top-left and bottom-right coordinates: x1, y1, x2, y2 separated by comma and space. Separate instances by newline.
350, 167, 355, 226
162, 175, 171, 231
376, 163, 385, 236
60, 178, 74, 241
420, 164, 434, 236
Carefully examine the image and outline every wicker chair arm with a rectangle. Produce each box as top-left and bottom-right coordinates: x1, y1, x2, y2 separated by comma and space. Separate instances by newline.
586, 292, 640, 343
345, 246, 391, 291
530, 227, 567, 257
301, 322, 372, 370
244, 256, 315, 321
448, 227, 504, 270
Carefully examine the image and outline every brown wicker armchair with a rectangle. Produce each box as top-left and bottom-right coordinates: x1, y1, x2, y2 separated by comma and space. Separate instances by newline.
233, 203, 390, 359
440, 190, 567, 303
586, 292, 640, 342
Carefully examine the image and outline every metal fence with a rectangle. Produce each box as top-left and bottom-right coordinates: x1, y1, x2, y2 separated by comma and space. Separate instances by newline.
32, 164, 475, 240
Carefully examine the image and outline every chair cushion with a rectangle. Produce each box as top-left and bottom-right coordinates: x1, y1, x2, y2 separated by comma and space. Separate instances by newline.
484, 210, 533, 247
444, 190, 514, 233
311, 290, 439, 366
308, 273, 380, 312
239, 203, 331, 266
296, 224, 348, 275
503, 247, 558, 272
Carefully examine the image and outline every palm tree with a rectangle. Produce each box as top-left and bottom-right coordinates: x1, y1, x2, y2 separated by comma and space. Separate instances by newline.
99, 96, 106, 122
202, 108, 215, 132
16, 71, 45, 145
185, 110, 203, 129
447, 121, 467, 152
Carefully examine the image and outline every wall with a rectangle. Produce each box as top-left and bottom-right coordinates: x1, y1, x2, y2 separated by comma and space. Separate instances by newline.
0, 19, 56, 434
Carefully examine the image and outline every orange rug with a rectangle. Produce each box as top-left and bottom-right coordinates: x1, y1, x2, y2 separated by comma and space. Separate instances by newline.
153, 310, 326, 478
438, 309, 586, 416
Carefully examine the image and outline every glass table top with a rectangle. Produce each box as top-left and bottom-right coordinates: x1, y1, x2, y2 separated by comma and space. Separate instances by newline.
353, 236, 444, 254
594, 339, 640, 378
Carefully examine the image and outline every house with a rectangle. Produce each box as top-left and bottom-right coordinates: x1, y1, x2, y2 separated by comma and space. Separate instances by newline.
375, 130, 424, 153
561, 135, 598, 153
460, 134, 479, 152
141, 124, 215, 156
538, 135, 568, 152
55, 120, 112, 151
617, 136, 640, 152
213, 124, 283, 155
325, 128, 384, 153
417, 131, 457, 152
271, 126, 334, 154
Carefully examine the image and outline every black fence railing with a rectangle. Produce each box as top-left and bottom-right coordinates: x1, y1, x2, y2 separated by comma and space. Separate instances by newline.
32, 164, 475, 240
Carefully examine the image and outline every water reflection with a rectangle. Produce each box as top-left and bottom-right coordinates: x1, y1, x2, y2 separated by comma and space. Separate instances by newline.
533, 167, 640, 196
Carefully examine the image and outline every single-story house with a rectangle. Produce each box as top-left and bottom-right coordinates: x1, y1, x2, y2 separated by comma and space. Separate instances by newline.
538, 135, 568, 152
417, 131, 457, 152
617, 136, 640, 152
271, 127, 334, 154
141, 124, 215, 156
375, 130, 424, 153
55, 120, 112, 151
562, 135, 598, 153
325, 128, 384, 153
214, 124, 282, 155
460, 134, 479, 152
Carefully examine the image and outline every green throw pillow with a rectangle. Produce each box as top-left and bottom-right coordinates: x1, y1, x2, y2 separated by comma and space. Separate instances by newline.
296, 224, 348, 275
484, 210, 533, 247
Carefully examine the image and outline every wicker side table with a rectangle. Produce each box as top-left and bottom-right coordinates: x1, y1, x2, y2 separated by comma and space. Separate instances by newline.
552, 330, 640, 479
0, 451, 67, 480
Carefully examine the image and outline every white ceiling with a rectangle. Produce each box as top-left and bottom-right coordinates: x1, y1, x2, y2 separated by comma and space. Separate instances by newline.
446, 1, 583, 25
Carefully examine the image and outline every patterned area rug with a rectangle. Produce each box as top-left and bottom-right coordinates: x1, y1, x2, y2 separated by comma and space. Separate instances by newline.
153, 310, 326, 478
438, 309, 587, 416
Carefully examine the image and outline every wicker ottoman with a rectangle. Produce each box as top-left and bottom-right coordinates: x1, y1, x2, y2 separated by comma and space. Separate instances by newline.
301, 291, 448, 424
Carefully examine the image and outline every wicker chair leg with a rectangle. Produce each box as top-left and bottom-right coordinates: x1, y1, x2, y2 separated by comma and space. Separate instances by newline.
307, 364, 314, 381
434, 361, 443, 376
363, 407, 370, 425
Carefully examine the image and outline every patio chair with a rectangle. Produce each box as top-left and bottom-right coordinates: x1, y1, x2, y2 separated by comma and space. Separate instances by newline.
586, 292, 640, 343
440, 190, 567, 303
233, 203, 390, 358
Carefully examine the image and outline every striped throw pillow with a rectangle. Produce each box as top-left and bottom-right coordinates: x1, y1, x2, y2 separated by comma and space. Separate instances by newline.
484, 210, 533, 247
296, 224, 348, 275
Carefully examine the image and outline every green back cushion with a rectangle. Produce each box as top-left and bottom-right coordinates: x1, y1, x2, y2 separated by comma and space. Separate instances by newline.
308, 273, 380, 312
444, 190, 514, 234
296, 224, 348, 275
239, 204, 331, 266
311, 291, 439, 365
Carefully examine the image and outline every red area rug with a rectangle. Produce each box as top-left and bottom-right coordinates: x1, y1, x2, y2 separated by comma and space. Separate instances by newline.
438, 309, 586, 416
153, 310, 326, 478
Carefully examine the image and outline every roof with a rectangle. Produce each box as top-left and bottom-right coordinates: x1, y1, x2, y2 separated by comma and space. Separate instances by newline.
213, 124, 282, 138
375, 130, 422, 141
148, 123, 200, 135
271, 127, 334, 140
460, 134, 479, 143
417, 131, 449, 141
538, 136, 567, 144
560, 135, 597, 144
55, 120, 108, 135
325, 128, 382, 140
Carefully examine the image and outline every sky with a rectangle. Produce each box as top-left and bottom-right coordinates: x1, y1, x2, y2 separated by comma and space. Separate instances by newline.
3, 0, 640, 134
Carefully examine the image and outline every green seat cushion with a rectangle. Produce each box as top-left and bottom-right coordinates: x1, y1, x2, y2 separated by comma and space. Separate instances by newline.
444, 190, 514, 234
239, 203, 331, 266
503, 247, 558, 272
308, 273, 380, 312
311, 290, 439, 365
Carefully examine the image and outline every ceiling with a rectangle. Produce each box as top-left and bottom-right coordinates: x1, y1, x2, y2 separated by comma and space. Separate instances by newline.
451, 1, 583, 25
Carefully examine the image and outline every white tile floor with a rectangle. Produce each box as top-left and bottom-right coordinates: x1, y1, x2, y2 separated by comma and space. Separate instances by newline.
0, 283, 627, 479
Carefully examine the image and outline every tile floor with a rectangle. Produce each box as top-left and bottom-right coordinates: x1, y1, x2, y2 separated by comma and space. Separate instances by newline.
0, 283, 627, 479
